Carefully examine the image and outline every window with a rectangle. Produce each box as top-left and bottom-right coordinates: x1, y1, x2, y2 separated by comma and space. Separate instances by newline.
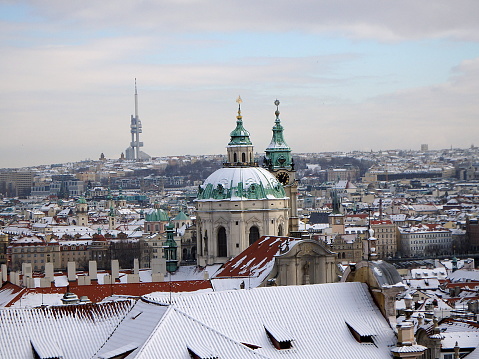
217, 227, 227, 257
249, 226, 260, 245
264, 325, 293, 350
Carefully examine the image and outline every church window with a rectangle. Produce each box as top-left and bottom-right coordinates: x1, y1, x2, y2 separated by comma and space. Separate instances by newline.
217, 227, 227, 257
249, 226, 260, 245
234, 153, 238, 163
242, 152, 246, 162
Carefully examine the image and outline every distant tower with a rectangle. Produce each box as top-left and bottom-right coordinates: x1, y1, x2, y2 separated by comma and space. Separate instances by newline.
125, 79, 150, 161
108, 205, 117, 230
76, 197, 88, 227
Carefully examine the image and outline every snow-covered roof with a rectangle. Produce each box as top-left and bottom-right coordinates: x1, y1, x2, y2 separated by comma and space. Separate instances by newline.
142, 282, 397, 358
0, 300, 136, 359
448, 269, 479, 282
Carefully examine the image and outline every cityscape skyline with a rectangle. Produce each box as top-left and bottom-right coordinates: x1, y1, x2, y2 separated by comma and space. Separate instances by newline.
1, 1, 478, 168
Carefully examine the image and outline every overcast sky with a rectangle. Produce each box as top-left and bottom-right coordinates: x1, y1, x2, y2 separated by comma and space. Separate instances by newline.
1, 1, 479, 168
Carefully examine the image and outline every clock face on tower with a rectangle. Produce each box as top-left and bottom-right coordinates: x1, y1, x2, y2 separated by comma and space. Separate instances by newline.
277, 172, 290, 185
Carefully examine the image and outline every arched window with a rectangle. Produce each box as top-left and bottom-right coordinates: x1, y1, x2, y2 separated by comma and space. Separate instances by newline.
191, 246, 197, 260
182, 248, 188, 260
278, 224, 284, 237
217, 227, 227, 257
242, 152, 246, 162
233, 153, 237, 163
249, 226, 260, 245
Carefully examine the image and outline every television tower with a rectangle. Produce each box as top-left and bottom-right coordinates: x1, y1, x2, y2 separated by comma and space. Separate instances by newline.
130, 78, 144, 160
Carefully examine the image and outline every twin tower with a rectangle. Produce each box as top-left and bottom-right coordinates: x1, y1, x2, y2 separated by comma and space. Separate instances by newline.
195, 97, 299, 266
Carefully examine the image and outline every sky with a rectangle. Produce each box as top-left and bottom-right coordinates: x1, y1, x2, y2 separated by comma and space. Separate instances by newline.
1, 1, 479, 168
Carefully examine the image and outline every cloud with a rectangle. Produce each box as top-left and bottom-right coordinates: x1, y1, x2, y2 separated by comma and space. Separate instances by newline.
0, 1, 478, 167
21, 0, 479, 42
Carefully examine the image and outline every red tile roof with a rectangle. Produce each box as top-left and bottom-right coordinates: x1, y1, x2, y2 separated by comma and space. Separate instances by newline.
4, 280, 212, 306
214, 236, 293, 278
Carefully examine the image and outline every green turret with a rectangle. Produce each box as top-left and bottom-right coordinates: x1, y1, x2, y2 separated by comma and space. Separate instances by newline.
264, 99, 294, 172
164, 223, 178, 272
225, 96, 256, 167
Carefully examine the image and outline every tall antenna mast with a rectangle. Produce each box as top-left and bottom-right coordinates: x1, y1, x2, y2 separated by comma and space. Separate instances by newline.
134, 78, 139, 119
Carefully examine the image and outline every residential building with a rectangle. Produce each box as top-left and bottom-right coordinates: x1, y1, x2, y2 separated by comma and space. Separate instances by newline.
399, 224, 452, 257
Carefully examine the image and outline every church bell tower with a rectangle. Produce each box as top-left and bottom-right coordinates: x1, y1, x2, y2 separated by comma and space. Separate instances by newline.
264, 100, 299, 235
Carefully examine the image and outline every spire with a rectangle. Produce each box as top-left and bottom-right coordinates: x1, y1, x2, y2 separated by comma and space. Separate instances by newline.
228, 96, 252, 146
236, 95, 242, 119
134, 78, 139, 118
225, 96, 255, 167
265, 99, 292, 170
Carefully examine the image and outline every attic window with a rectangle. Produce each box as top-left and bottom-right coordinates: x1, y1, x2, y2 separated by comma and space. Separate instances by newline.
31, 338, 64, 359
97, 343, 139, 359
264, 324, 294, 350
345, 322, 376, 345
241, 342, 261, 350
187, 344, 218, 359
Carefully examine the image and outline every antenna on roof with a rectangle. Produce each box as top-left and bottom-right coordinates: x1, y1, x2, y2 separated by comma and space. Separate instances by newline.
134, 78, 139, 119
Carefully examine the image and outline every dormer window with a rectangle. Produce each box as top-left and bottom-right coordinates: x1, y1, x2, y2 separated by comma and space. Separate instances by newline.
264, 324, 294, 350
346, 321, 375, 344
187, 344, 218, 359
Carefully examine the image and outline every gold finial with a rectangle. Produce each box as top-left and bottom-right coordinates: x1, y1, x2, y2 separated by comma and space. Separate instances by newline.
236, 95, 243, 118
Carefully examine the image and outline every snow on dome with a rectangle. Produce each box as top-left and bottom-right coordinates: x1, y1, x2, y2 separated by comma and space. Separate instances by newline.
196, 167, 286, 201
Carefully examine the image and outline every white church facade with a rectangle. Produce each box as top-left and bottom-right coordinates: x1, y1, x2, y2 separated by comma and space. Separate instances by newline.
195, 98, 298, 266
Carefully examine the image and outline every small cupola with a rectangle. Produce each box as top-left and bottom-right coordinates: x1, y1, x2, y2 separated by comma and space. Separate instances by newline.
225, 96, 256, 167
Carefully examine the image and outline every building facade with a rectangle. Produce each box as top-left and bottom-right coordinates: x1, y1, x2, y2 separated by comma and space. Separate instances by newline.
195, 99, 289, 266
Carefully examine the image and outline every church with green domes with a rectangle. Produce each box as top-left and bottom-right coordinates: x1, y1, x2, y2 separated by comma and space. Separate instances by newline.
195, 98, 298, 266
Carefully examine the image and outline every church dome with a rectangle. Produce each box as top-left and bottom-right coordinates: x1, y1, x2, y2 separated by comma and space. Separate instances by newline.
196, 167, 286, 201
145, 208, 169, 222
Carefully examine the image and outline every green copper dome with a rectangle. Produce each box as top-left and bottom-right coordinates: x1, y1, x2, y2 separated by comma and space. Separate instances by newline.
145, 208, 169, 222
228, 101, 253, 146
196, 167, 286, 201
173, 211, 190, 221
265, 100, 293, 170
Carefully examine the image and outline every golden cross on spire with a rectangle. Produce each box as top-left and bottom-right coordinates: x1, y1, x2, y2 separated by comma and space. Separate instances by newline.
236, 95, 243, 118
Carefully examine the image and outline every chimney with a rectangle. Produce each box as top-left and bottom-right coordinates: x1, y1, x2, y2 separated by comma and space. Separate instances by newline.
1, 264, 7, 282
111, 259, 119, 281
78, 275, 91, 286
391, 321, 427, 358
417, 314, 424, 326
397, 322, 415, 345
45, 262, 54, 282
88, 260, 97, 281
67, 261, 76, 282
22, 262, 33, 279
133, 258, 139, 275
10, 271, 19, 286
